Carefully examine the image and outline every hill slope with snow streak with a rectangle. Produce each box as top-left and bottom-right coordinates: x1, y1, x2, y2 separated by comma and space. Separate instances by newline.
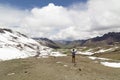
0, 28, 45, 60
0, 28, 66, 60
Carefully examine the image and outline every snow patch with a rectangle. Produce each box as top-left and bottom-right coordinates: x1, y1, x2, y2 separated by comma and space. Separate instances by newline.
101, 62, 120, 68
50, 52, 67, 57
77, 51, 94, 56
88, 56, 120, 68
88, 56, 110, 60
56, 61, 62, 64
0, 47, 29, 60
7, 73, 15, 76
95, 47, 118, 53
64, 65, 68, 67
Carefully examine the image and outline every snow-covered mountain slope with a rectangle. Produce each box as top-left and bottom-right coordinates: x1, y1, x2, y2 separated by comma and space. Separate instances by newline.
0, 28, 66, 60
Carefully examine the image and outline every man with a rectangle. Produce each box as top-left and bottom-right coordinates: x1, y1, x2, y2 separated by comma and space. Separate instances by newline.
71, 48, 77, 63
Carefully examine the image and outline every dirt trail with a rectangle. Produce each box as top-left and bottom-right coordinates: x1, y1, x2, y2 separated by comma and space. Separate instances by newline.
0, 55, 120, 80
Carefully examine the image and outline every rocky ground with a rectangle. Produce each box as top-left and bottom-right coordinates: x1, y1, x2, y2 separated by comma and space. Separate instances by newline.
0, 55, 120, 80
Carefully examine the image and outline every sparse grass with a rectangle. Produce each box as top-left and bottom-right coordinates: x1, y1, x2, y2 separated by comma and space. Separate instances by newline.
93, 52, 120, 60
81, 47, 90, 52
52, 49, 71, 54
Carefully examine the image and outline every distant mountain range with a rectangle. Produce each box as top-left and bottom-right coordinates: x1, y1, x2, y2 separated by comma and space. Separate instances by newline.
33, 32, 120, 48
1, 28, 120, 60
33, 38, 60, 49
83, 32, 120, 47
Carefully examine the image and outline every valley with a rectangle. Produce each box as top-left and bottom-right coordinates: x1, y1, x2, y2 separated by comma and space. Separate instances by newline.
0, 28, 120, 80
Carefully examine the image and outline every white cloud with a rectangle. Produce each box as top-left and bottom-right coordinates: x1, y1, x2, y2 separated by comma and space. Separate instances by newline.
0, 4, 29, 27
88, 0, 120, 30
0, 0, 120, 40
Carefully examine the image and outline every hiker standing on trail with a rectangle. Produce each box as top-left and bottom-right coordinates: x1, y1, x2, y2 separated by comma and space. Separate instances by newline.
71, 48, 77, 63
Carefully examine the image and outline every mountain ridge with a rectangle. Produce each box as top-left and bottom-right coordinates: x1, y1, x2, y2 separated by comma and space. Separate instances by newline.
0, 28, 66, 60
33, 32, 120, 48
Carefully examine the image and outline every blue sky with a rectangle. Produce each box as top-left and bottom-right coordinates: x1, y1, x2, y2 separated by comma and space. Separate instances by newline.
0, 0, 87, 9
